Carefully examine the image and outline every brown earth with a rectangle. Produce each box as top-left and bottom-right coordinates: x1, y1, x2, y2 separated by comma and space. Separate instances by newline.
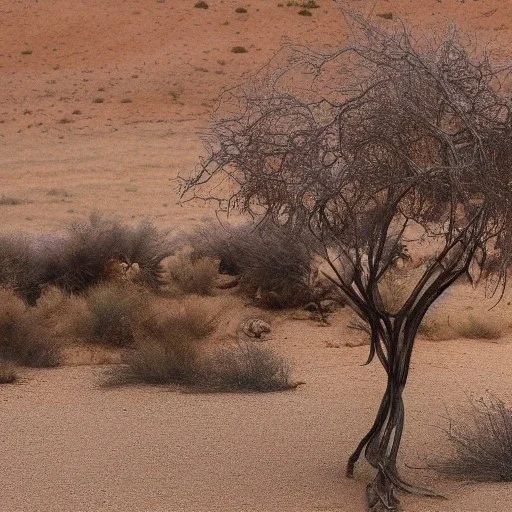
1, 1, 512, 511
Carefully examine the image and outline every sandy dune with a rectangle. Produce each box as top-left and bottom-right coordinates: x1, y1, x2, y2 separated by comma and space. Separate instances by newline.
2, 1, 512, 511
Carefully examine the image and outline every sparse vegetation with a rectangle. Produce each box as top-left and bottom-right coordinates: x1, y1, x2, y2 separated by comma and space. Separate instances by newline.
194, 1, 208, 8
203, 341, 295, 392
0, 288, 61, 367
20, 49, 33, 55
0, 362, 17, 384
92, 98, 104, 104
85, 283, 149, 347
46, 188, 70, 197
235, 7, 247, 13
231, 46, 248, 54
168, 255, 218, 296
286, 0, 319, 7
433, 395, 512, 481
298, 9, 312, 16
108, 299, 218, 385
0, 196, 24, 206
120, 98, 133, 103
454, 315, 502, 340
192, 222, 331, 309
417, 315, 455, 341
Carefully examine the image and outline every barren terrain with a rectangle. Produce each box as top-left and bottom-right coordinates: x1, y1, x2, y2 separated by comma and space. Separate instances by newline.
2, 1, 512, 511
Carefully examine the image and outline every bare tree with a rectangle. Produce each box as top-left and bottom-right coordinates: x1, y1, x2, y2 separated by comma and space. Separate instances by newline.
181, 11, 512, 511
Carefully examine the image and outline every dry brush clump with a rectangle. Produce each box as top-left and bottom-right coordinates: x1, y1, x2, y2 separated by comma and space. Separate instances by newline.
55, 214, 172, 294
454, 315, 503, 340
32, 286, 89, 342
0, 362, 17, 384
167, 254, 218, 295
433, 395, 512, 482
84, 282, 152, 348
203, 341, 295, 392
0, 288, 60, 367
0, 215, 172, 305
108, 298, 218, 385
0, 234, 59, 305
192, 222, 335, 309
108, 298, 295, 392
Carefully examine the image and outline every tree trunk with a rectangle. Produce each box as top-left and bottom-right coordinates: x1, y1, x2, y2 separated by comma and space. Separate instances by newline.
346, 322, 438, 511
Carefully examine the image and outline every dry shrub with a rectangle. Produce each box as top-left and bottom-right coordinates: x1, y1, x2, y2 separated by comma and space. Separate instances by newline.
0, 362, 17, 384
107, 299, 296, 392
0, 288, 60, 367
203, 341, 294, 392
33, 286, 88, 340
85, 282, 151, 347
56, 214, 172, 294
454, 315, 502, 340
119, 337, 202, 385
433, 395, 512, 481
417, 312, 456, 341
109, 299, 217, 385
0, 235, 56, 305
168, 255, 217, 295
13, 317, 61, 367
0, 215, 172, 304
148, 298, 220, 341
193, 222, 321, 308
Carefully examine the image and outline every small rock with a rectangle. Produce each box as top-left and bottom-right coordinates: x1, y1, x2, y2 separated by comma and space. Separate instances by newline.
241, 318, 271, 339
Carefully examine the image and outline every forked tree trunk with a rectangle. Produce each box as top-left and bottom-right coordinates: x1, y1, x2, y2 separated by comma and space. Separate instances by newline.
346, 321, 439, 511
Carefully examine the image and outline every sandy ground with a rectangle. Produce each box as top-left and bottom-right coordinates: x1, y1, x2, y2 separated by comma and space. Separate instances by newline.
2, 0, 512, 511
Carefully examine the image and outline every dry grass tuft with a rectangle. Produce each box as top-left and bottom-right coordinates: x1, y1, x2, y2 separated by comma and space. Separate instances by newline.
0, 288, 61, 367
142, 298, 220, 344
432, 395, 512, 481
417, 313, 456, 341
33, 286, 88, 339
454, 315, 502, 340
0, 196, 25, 206
203, 341, 295, 392
168, 255, 218, 296
107, 298, 217, 385
85, 282, 150, 347
118, 336, 202, 385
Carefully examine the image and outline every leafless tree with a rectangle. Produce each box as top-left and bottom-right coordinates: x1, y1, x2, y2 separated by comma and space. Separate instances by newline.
181, 11, 512, 511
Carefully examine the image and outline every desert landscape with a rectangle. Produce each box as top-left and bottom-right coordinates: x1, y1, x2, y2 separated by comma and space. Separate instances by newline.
2, 0, 512, 511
